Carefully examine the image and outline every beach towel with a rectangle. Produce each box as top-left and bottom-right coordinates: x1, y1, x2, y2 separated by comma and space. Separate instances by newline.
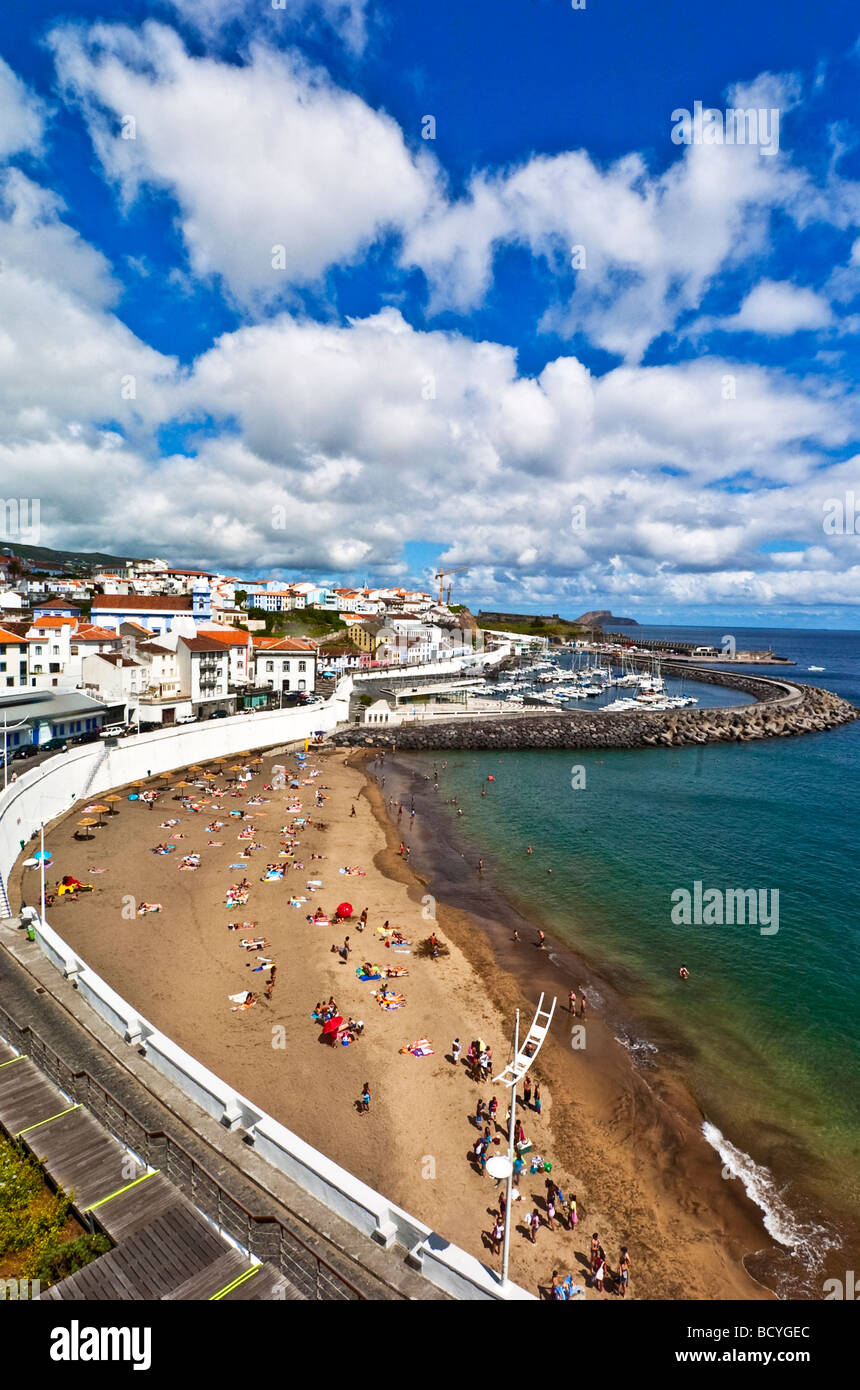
375, 991, 406, 1009
356, 967, 381, 981
228, 863, 247, 869
88, 868, 107, 874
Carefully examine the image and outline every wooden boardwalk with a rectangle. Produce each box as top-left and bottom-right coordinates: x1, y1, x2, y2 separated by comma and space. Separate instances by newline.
0, 1041, 300, 1301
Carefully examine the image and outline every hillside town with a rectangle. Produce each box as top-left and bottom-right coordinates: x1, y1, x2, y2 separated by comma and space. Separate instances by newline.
0, 551, 480, 758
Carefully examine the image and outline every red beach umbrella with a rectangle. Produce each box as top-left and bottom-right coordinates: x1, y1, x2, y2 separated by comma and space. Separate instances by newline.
336, 902, 353, 918
322, 1015, 343, 1036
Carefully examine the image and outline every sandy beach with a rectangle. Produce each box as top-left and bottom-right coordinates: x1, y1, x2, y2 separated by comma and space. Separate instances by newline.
11, 743, 775, 1300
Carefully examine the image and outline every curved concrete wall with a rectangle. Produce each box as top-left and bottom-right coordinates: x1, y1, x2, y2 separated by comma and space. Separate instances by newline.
0, 690, 532, 1301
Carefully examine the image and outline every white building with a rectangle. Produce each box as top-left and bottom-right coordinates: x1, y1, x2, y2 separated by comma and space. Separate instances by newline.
81, 652, 146, 704
196, 626, 253, 687
253, 638, 316, 694
177, 635, 231, 705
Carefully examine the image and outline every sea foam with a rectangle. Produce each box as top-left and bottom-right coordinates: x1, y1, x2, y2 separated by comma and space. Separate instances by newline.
702, 1121, 840, 1271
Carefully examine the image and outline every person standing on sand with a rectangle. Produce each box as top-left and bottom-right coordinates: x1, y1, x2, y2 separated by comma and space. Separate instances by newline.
522, 1074, 532, 1108
546, 1194, 556, 1232
534, 1083, 542, 1117
528, 1210, 540, 1244
568, 1194, 578, 1231
358, 908, 368, 932
590, 1232, 601, 1273
475, 1097, 486, 1127
618, 1247, 630, 1297
264, 965, 277, 1000
569, 990, 576, 1014
451, 1037, 461, 1067
350, 805, 356, 817
359, 1082, 370, 1115
538, 930, 546, 950
580, 995, 587, 1019
512, 930, 521, 943
491, 1218, 504, 1256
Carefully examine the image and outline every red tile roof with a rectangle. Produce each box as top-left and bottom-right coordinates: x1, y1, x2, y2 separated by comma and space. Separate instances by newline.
94, 595, 192, 611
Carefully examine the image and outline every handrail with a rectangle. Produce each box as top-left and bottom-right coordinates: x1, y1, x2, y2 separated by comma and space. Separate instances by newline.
0, 1000, 365, 1301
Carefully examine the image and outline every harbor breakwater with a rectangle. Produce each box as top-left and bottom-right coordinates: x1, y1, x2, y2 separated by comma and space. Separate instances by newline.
336, 670, 858, 751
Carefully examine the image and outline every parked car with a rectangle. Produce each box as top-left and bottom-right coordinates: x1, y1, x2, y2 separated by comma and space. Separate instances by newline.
177, 714, 197, 724
12, 746, 37, 761
207, 709, 229, 719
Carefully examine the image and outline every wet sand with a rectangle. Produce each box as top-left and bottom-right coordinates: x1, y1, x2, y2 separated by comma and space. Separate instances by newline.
12, 744, 774, 1300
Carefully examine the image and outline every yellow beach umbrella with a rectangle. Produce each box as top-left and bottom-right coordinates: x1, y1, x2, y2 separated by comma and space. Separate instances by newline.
88, 803, 109, 826
104, 795, 121, 816
77, 818, 97, 840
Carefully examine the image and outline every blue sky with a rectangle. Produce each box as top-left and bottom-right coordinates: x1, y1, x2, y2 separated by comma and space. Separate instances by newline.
0, 0, 859, 626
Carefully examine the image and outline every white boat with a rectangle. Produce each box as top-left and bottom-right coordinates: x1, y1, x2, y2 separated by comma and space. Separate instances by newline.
808, 666, 825, 672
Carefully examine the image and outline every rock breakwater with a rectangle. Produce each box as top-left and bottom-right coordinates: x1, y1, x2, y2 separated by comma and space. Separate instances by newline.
337, 675, 858, 752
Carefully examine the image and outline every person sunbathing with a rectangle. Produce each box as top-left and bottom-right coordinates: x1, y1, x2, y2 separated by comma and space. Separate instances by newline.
384, 966, 408, 978
137, 902, 162, 915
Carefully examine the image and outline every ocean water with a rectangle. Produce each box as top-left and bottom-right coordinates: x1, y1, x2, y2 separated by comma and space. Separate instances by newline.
405, 628, 860, 1292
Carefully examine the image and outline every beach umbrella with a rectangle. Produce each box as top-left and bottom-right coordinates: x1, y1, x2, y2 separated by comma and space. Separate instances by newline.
485, 1154, 513, 1181
32, 849, 52, 862
321, 1015, 343, 1036
77, 818, 97, 840
88, 803, 109, 826
104, 795, 121, 816
336, 902, 353, 918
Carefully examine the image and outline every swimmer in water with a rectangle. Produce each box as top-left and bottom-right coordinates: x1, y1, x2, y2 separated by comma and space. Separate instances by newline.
526, 847, 533, 855
679, 965, 690, 980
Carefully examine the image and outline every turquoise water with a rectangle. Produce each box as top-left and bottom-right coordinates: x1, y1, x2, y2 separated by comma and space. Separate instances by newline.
408, 629, 860, 1275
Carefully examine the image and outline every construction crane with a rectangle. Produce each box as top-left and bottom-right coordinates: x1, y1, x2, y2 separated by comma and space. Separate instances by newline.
434, 566, 468, 606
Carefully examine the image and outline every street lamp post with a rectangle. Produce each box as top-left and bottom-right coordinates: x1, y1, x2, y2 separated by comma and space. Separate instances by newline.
501, 1008, 519, 1288
39, 825, 46, 925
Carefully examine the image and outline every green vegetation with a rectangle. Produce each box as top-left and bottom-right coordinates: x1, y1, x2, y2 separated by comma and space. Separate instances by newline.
246, 606, 346, 640
0, 1138, 110, 1287
479, 615, 593, 639
30, 1233, 111, 1285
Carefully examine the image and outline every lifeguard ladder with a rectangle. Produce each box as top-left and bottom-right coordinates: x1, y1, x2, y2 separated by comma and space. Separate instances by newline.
492, 992, 557, 1086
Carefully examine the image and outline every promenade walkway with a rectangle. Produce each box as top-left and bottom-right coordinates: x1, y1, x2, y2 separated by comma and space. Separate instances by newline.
0, 1038, 298, 1301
